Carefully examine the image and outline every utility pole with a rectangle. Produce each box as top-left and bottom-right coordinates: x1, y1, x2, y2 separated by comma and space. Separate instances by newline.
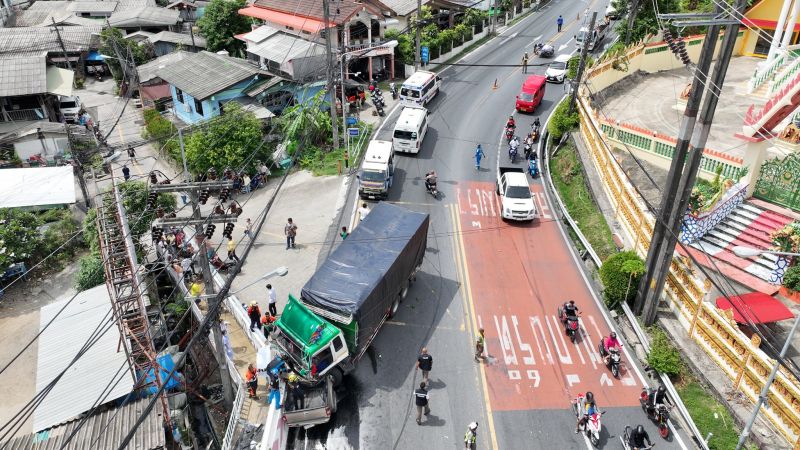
322, 0, 339, 152
490, 0, 498, 34
569, 12, 596, 114
51, 18, 73, 72
624, 0, 640, 45
415, 0, 422, 69
149, 179, 240, 405
634, 8, 741, 325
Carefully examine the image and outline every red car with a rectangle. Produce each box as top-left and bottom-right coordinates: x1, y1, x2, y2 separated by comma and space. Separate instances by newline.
515, 75, 546, 113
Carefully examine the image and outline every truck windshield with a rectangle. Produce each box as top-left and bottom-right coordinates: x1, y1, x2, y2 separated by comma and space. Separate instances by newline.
506, 186, 531, 199
577, 30, 589, 42
361, 170, 386, 182
273, 329, 310, 371
60, 101, 78, 109
394, 129, 417, 140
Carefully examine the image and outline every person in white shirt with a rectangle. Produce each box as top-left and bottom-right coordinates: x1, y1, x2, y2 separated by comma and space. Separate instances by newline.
267, 283, 278, 316
358, 203, 370, 221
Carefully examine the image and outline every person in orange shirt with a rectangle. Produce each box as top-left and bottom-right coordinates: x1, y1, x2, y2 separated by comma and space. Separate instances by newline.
246, 364, 259, 399
260, 311, 277, 339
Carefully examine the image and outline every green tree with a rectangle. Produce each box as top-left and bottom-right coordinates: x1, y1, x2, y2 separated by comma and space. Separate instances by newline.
547, 98, 580, 144
75, 254, 105, 291
385, 29, 414, 64
0, 209, 42, 268
100, 27, 154, 81
279, 91, 332, 149
646, 326, 683, 377
183, 102, 265, 175
197, 0, 251, 56
83, 208, 100, 254
614, 0, 681, 44
599, 250, 646, 309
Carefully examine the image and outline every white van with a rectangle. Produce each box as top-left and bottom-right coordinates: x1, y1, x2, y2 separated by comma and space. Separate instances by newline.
392, 106, 429, 154
399, 70, 442, 106
358, 140, 394, 200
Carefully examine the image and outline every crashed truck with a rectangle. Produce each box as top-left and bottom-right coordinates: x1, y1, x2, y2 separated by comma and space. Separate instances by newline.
271, 202, 429, 427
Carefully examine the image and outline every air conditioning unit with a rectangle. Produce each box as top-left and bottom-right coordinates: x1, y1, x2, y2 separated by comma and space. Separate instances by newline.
183, 104, 191, 113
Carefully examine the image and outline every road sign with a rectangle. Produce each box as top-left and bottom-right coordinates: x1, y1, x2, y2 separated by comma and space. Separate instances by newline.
346, 117, 357, 126
421, 46, 429, 64
348, 128, 359, 136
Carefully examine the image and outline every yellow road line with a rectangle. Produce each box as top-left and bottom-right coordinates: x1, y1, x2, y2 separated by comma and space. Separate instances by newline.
448, 204, 499, 450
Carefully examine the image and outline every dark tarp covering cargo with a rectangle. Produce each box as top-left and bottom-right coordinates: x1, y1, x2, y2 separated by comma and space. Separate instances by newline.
300, 202, 429, 355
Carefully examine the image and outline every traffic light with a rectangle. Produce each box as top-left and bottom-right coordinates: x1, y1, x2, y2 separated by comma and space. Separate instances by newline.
205, 224, 216, 239
151, 226, 163, 242
223, 223, 234, 239
199, 190, 209, 204
149, 172, 158, 184
219, 188, 230, 203
146, 192, 158, 209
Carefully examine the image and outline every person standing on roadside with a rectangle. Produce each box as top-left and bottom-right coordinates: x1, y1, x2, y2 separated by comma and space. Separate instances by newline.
522, 52, 529, 74
557, 15, 564, 32
284, 218, 297, 249
464, 422, 478, 449
127, 145, 137, 164
358, 203, 370, 221
414, 382, 430, 425
122, 165, 130, 181
340, 226, 349, 240
475, 328, 485, 362
416, 348, 433, 386
266, 283, 278, 316
247, 301, 261, 332
244, 218, 254, 241
227, 236, 240, 263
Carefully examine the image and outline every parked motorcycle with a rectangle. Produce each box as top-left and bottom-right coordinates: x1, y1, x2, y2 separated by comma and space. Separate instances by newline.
573, 403, 605, 447
374, 101, 385, 116
598, 338, 621, 378
640, 388, 671, 438
389, 82, 398, 100
621, 425, 656, 450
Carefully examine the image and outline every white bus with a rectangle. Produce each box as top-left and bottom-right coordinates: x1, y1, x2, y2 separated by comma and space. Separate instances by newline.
392, 106, 429, 154
399, 70, 442, 106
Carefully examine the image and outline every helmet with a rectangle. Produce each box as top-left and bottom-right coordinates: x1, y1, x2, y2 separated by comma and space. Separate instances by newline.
657, 385, 666, 395
469, 422, 478, 430
636, 425, 645, 434
585, 391, 594, 403
569, 300, 575, 305
610, 332, 616, 339
509, 115, 514, 119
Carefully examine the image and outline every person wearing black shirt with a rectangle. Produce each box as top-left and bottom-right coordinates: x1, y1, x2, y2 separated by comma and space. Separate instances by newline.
414, 382, 430, 425
417, 348, 433, 386
629, 425, 652, 449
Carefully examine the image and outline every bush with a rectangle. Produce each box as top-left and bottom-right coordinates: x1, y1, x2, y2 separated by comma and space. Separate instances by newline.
548, 98, 580, 144
784, 265, 800, 292
83, 208, 99, 253
599, 250, 645, 309
566, 55, 594, 80
647, 326, 683, 377
75, 253, 105, 291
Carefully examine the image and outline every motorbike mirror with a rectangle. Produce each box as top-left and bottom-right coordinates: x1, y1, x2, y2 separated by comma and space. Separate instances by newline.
356, 174, 360, 179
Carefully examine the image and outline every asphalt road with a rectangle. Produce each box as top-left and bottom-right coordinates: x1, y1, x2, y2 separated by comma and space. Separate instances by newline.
288, 2, 695, 449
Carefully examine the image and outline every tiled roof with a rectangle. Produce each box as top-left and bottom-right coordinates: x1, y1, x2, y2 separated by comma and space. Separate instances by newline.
108, 6, 181, 27
136, 50, 190, 83
251, 0, 379, 24
0, 53, 48, 97
0, 25, 102, 54
156, 51, 262, 100
0, 398, 165, 450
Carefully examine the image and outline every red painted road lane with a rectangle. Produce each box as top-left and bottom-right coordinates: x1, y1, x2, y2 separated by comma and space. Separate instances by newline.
456, 181, 643, 411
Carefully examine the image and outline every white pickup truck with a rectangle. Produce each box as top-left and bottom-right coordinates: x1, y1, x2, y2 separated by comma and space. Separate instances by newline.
496, 166, 538, 221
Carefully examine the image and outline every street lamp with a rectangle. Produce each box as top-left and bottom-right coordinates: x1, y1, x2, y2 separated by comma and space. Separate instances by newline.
732, 245, 800, 258
340, 40, 399, 153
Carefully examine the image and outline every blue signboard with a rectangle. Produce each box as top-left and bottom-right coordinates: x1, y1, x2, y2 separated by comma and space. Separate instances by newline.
421, 46, 429, 64
346, 117, 357, 126
348, 128, 359, 136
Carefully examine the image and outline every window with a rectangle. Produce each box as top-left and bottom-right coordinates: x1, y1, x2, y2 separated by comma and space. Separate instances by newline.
175, 87, 184, 104
194, 98, 204, 115
394, 129, 417, 140
333, 336, 343, 352
218, 102, 225, 115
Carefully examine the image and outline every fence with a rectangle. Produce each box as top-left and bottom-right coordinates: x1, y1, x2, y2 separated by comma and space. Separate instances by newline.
576, 96, 800, 445
597, 118, 745, 180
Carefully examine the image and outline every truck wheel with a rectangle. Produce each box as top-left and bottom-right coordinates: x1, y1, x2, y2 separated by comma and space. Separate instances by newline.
330, 368, 344, 387
400, 282, 409, 300
389, 299, 400, 318
496, 183, 500, 195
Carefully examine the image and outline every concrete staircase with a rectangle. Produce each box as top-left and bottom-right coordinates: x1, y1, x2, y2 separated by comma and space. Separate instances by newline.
679, 201, 794, 294
741, 57, 800, 140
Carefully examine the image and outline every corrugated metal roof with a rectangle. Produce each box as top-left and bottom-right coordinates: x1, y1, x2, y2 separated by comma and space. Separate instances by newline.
137, 50, 190, 83
69, 1, 119, 13
31, 285, 135, 432
156, 51, 262, 100
108, 6, 180, 27
0, 25, 102, 54
0, 398, 166, 450
0, 53, 48, 97
379, 0, 429, 16
245, 28, 325, 63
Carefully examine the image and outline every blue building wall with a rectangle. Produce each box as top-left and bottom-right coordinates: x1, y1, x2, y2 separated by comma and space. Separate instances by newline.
169, 77, 258, 124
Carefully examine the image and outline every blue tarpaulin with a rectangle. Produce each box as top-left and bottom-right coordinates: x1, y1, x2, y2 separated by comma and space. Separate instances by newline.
86, 51, 105, 62
142, 355, 182, 394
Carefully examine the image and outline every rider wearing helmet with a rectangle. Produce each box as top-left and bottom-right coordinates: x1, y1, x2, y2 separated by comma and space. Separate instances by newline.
575, 391, 597, 433
601, 331, 621, 359
506, 116, 516, 130
629, 424, 652, 449
425, 170, 438, 191
532, 117, 541, 133
647, 385, 669, 415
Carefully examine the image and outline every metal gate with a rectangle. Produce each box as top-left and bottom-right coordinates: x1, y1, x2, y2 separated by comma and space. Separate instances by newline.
753, 153, 800, 211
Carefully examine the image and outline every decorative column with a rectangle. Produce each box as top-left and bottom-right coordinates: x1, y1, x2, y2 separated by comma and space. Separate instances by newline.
769, 0, 795, 61
367, 19, 373, 82
782, 0, 800, 51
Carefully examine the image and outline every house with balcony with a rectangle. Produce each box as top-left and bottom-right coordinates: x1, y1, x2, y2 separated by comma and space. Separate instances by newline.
239, 0, 396, 82
154, 50, 272, 124
237, 25, 326, 81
